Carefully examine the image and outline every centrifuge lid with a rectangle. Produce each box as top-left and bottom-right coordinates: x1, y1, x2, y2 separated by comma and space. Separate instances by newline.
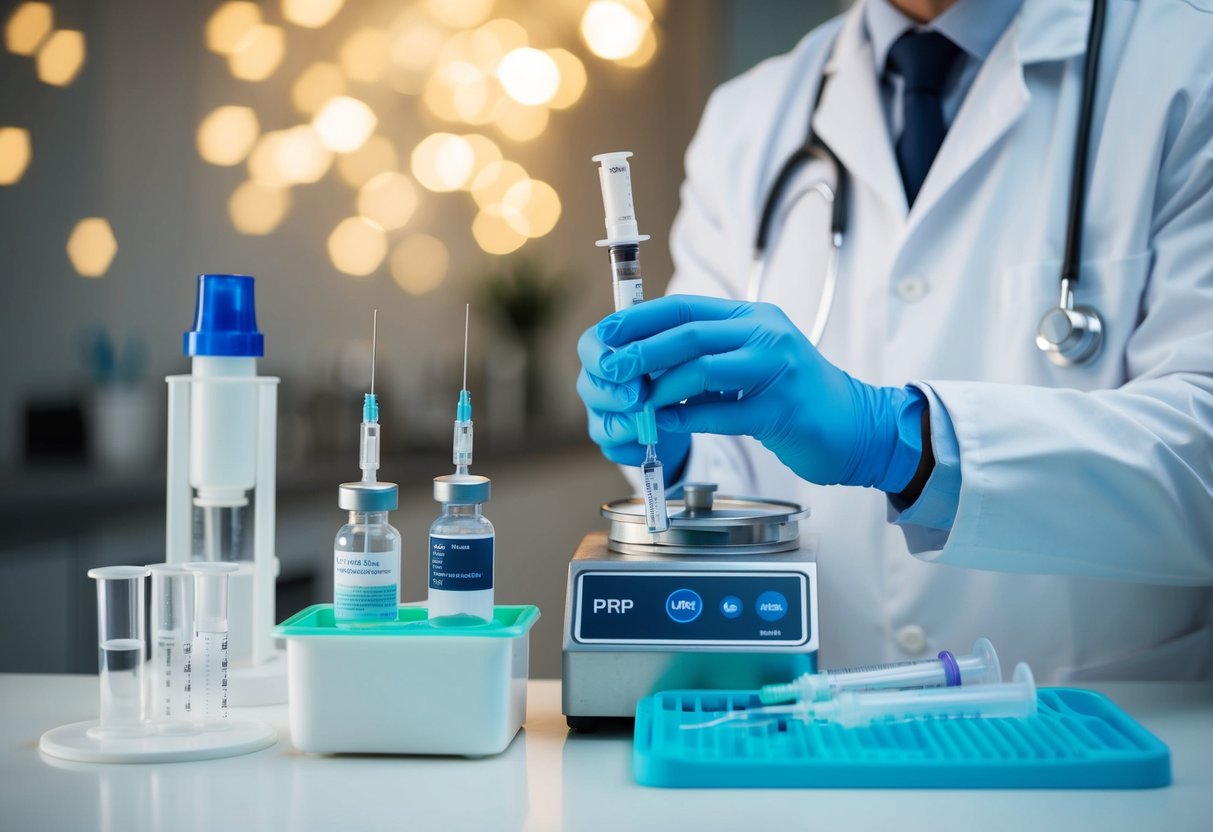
601, 483, 807, 556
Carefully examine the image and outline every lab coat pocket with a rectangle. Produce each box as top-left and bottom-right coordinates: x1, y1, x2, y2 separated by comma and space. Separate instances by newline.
1000, 252, 1151, 389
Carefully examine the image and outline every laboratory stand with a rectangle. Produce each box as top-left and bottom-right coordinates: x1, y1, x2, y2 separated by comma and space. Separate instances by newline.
2, 675, 1211, 831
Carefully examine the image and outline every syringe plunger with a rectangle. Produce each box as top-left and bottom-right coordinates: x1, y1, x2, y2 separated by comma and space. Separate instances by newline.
593, 151, 651, 247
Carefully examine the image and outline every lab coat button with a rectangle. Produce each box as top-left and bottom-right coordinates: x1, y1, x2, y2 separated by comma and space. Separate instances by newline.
896, 624, 927, 654
896, 276, 928, 302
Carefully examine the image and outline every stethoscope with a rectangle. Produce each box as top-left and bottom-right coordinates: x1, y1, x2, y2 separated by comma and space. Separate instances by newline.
748, 0, 1107, 367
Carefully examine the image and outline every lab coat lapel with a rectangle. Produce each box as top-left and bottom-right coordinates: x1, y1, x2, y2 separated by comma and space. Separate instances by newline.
813, 4, 907, 218
907, 0, 1093, 234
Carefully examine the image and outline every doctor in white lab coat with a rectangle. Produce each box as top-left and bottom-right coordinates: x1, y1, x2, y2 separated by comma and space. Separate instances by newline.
577, 0, 1213, 681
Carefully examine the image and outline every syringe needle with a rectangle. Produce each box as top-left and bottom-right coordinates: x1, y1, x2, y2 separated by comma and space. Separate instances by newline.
371, 309, 378, 396
462, 303, 469, 392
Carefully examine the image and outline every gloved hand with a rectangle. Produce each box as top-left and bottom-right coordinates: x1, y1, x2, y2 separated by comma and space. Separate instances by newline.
587, 295, 926, 492
577, 322, 692, 477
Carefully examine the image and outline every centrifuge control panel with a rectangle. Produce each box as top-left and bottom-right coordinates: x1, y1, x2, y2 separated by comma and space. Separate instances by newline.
573, 571, 809, 646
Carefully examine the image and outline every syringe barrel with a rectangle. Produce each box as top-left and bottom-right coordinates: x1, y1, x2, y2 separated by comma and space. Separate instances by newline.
609, 244, 645, 311
593, 151, 650, 246
453, 420, 473, 468
360, 420, 381, 480
822, 663, 1037, 727
147, 564, 193, 722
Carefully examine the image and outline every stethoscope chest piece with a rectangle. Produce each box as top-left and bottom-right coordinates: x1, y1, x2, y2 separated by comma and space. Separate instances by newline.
1035, 302, 1104, 367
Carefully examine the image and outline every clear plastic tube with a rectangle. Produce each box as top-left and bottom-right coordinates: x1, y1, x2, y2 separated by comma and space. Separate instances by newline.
147, 564, 194, 725
88, 566, 149, 736
184, 562, 237, 723
686, 663, 1037, 731
760, 638, 1002, 703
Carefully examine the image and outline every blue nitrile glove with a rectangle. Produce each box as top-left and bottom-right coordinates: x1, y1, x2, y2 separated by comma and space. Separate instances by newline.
577, 322, 692, 479
592, 295, 925, 491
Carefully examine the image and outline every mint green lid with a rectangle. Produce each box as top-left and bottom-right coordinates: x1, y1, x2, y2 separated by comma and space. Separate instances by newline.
275, 604, 540, 638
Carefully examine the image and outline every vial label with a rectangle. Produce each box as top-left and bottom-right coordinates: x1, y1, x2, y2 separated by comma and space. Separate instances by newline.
642, 459, 669, 533
429, 534, 494, 592
334, 544, 400, 621
613, 278, 644, 311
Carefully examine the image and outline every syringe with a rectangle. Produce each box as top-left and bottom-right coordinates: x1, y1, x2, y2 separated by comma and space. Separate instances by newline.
453, 304, 473, 476
360, 310, 381, 483
592, 151, 651, 312
685, 663, 1038, 731
760, 638, 1003, 704
594, 151, 669, 534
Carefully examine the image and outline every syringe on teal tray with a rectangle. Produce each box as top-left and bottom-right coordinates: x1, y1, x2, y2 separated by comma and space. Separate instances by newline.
760, 638, 1003, 703
685, 663, 1038, 730
593, 151, 669, 534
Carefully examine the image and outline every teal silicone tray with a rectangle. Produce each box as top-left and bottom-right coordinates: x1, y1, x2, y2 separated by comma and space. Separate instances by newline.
634, 688, 1171, 789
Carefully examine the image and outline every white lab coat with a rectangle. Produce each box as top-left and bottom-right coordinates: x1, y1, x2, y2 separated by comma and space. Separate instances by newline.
665, 0, 1213, 681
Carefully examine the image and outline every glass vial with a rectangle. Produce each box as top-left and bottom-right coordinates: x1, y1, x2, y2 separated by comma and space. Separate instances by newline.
428, 475, 494, 622
334, 481, 401, 626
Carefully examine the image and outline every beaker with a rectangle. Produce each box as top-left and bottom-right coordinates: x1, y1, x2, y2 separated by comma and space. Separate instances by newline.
88, 566, 149, 735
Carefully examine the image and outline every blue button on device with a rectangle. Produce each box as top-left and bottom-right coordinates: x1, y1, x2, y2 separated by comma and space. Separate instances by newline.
719, 596, 743, 619
755, 591, 788, 622
665, 589, 703, 624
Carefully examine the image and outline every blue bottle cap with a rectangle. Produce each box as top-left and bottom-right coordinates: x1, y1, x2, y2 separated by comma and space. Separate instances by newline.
183, 274, 265, 357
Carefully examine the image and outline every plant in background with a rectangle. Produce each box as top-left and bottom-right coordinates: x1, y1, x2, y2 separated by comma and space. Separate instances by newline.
479, 256, 572, 427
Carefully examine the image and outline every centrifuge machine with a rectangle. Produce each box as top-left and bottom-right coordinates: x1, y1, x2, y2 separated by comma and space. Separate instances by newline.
562, 483, 819, 730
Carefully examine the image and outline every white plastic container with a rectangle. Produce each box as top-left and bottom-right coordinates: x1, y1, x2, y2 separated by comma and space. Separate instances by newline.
275, 604, 539, 756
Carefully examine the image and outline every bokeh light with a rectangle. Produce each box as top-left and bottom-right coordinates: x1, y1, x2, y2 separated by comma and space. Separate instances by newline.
274, 125, 332, 183
328, 217, 387, 276
35, 29, 85, 86
227, 24, 285, 81
312, 96, 377, 153
247, 131, 292, 187
424, 0, 494, 29
472, 206, 527, 255
497, 47, 560, 106
494, 100, 549, 142
470, 159, 527, 208
282, 0, 343, 29
339, 27, 391, 83
390, 234, 449, 295
336, 135, 398, 188
460, 133, 502, 186
410, 133, 474, 192
580, 0, 651, 61
66, 218, 117, 278
469, 18, 527, 69
502, 178, 561, 238
196, 106, 260, 166
206, 2, 261, 55
616, 25, 658, 68
423, 60, 491, 124
0, 127, 32, 185
291, 62, 345, 114
5, 2, 53, 56
229, 180, 291, 235
545, 48, 586, 109
357, 172, 418, 231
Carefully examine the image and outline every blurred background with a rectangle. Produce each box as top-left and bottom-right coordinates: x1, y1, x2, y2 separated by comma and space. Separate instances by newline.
0, 0, 839, 678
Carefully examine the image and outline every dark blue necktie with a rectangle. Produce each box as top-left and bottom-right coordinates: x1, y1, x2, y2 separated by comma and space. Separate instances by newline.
887, 30, 962, 206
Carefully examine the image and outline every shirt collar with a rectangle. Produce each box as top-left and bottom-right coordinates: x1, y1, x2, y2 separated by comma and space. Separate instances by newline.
864, 0, 1024, 73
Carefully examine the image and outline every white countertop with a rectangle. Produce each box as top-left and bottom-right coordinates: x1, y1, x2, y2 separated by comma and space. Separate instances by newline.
1, 675, 1211, 831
